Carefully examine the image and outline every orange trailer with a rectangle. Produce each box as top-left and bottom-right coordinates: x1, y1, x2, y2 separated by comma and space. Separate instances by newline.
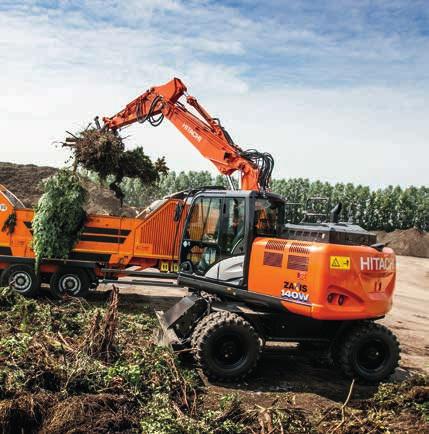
0, 183, 188, 296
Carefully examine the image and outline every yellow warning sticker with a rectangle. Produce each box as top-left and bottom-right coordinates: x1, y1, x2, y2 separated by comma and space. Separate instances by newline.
330, 256, 351, 270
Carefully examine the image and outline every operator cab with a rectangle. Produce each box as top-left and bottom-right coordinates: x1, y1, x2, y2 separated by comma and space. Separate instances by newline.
179, 190, 285, 287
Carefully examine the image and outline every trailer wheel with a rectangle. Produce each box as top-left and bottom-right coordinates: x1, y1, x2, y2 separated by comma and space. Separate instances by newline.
337, 322, 400, 383
49, 268, 90, 298
195, 311, 262, 381
1, 264, 40, 297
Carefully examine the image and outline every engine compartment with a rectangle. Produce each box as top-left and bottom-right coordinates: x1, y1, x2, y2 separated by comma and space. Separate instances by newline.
283, 221, 377, 246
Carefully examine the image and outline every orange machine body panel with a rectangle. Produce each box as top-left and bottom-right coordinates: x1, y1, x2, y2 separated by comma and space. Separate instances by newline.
0, 185, 187, 275
248, 238, 395, 321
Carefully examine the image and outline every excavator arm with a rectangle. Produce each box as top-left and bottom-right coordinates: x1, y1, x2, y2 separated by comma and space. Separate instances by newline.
101, 78, 273, 191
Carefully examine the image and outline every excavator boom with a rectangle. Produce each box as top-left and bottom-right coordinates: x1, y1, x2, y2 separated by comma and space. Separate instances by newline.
102, 78, 273, 191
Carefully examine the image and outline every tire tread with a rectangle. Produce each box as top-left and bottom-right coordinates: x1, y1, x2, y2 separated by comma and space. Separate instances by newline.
195, 310, 262, 381
338, 321, 400, 383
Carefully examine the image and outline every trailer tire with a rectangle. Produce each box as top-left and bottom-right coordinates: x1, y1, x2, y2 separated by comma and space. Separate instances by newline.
1, 264, 40, 297
195, 311, 262, 381
49, 268, 90, 298
337, 321, 400, 383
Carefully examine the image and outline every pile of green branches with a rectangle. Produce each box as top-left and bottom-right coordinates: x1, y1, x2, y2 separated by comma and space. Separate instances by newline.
32, 126, 169, 264
0, 287, 267, 433
1, 287, 427, 433
32, 169, 87, 267
63, 128, 168, 201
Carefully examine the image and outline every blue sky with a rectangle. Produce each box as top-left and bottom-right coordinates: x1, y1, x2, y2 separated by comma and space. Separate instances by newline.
0, 0, 428, 187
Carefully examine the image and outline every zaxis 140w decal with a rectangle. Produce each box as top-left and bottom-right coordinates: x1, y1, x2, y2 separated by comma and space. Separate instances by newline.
281, 281, 311, 304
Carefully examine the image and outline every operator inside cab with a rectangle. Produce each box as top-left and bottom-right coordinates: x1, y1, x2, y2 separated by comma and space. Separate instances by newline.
224, 198, 245, 254
254, 197, 283, 236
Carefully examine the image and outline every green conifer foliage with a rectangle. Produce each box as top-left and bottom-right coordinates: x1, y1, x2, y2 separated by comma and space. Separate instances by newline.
32, 170, 87, 267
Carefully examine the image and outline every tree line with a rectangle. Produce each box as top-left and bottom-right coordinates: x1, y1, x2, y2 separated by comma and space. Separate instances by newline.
85, 170, 428, 232
271, 178, 428, 232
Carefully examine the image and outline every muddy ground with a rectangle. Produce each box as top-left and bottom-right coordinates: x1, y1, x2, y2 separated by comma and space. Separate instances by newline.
97, 255, 428, 429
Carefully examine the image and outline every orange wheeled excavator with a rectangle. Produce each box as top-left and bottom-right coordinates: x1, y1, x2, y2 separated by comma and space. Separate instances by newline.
100, 78, 400, 383
1, 77, 400, 382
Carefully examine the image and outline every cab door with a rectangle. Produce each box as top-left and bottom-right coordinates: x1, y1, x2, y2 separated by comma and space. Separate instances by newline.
180, 195, 247, 285
207, 197, 247, 284
180, 195, 222, 275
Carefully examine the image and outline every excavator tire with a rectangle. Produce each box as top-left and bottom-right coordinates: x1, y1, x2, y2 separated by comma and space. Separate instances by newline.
194, 311, 262, 381
337, 321, 400, 383
190, 313, 214, 350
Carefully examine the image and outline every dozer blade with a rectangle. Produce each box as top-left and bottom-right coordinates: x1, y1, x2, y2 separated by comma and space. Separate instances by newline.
154, 294, 209, 350
154, 310, 183, 350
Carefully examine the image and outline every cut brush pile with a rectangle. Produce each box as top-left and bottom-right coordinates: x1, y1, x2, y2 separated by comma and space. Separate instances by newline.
31, 127, 168, 265
0, 286, 312, 433
0, 286, 427, 433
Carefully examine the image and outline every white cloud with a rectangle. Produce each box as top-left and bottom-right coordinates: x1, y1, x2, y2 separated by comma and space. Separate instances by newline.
0, 1, 428, 188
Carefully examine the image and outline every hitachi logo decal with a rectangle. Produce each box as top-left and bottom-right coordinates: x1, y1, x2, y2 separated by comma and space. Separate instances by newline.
182, 123, 202, 142
360, 257, 394, 271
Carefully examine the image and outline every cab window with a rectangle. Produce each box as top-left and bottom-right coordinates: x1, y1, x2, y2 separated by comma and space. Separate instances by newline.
182, 196, 246, 276
222, 197, 245, 254
255, 198, 282, 236
186, 197, 221, 243
183, 197, 222, 275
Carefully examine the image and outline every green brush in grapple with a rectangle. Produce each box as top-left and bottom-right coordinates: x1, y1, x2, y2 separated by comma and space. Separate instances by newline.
62, 128, 168, 202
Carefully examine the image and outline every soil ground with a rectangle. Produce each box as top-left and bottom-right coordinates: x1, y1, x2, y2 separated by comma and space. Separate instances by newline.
96, 255, 428, 428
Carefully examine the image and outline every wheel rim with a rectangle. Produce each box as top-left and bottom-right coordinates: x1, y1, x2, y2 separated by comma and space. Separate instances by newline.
59, 274, 81, 295
355, 338, 389, 374
10, 271, 32, 293
212, 332, 247, 369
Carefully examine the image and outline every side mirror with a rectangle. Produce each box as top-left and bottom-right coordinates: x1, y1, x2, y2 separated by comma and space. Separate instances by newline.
174, 202, 184, 222
180, 261, 193, 273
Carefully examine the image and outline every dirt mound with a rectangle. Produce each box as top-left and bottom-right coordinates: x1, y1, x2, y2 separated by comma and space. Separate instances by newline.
376, 228, 429, 258
0, 162, 135, 216
0, 162, 56, 208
